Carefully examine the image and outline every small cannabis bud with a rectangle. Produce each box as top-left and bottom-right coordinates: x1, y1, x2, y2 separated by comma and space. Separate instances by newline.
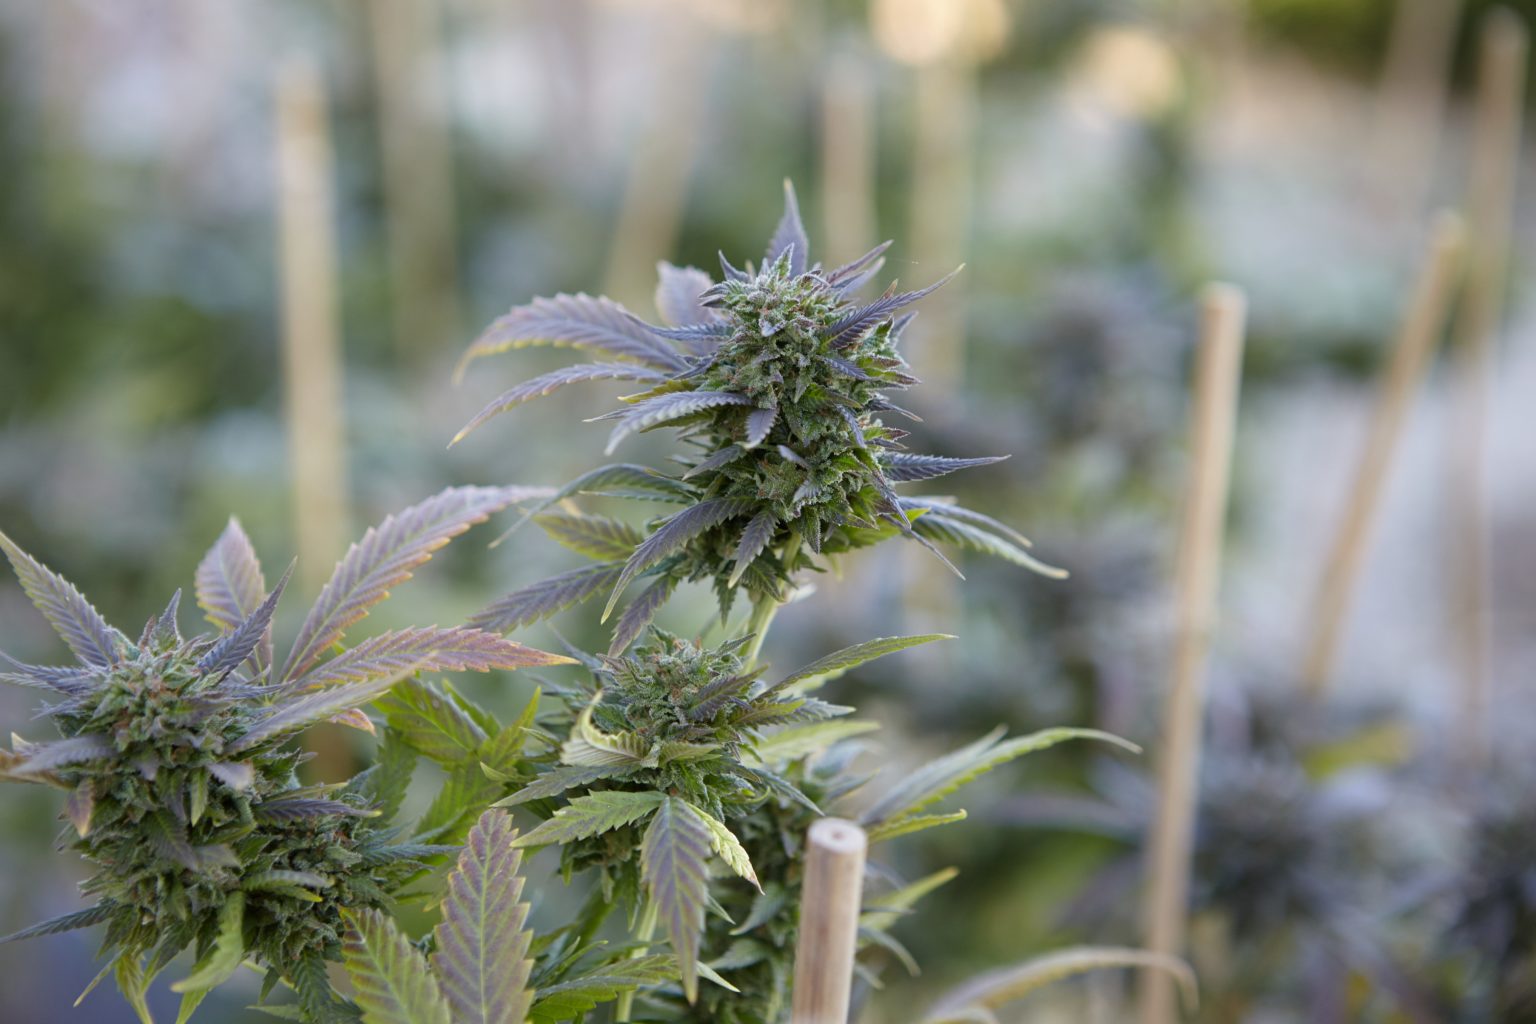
0, 487, 571, 1023
454, 182, 1061, 651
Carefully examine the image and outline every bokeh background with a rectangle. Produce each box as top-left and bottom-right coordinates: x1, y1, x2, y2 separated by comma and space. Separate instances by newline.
2, 0, 1534, 1021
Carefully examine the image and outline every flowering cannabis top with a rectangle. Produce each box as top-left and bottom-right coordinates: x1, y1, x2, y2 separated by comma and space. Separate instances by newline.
0, 488, 570, 1023
455, 182, 1061, 651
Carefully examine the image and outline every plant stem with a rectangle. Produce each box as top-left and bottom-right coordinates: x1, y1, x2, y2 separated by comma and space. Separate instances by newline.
617, 899, 660, 1022
742, 528, 803, 668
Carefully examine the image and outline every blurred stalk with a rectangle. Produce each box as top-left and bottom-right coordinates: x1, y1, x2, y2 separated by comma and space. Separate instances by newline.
819, 51, 879, 266
1139, 285, 1246, 1024
1446, 9, 1526, 766
1369, 0, 1464, 222
602, 9, 713, 309
369, 0, 462, 362
1301, 213, 1464, 697
275, 59, 352, 595
906, 55, 975, 390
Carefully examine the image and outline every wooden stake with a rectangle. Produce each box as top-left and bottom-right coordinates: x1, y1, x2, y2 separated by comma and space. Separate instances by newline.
1139, 285, 1246, 1024
601, 12, 711, 309
820, 53, 879, 266
907, 55, 976, 390
1369, 0, 1465, 220
1447, 9, 1526, 764
369, 0, 462, 361
1301, 212, 1465, 697
275, 58, 351, 595
791, 818, 868, 1024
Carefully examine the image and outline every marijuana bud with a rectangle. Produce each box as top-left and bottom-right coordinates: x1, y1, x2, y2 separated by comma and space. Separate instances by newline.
456, 181, 1061, 652
0, 488, 570, 1023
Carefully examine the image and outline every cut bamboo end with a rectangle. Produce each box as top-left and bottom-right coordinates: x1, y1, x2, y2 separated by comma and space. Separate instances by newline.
790, 818, 868, 1024
1301, 211, 1466, 698
1139, 283, 1247, 1024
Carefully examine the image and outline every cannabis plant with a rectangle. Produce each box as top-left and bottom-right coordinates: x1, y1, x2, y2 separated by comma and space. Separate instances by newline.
441, 185, 1161, 1021
454, 180, 1062, 655
0, 487, 572, 1022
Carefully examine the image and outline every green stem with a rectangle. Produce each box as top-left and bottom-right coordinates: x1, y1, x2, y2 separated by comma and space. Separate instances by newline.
742, 528, 803, 668
617, 899, 659, 1022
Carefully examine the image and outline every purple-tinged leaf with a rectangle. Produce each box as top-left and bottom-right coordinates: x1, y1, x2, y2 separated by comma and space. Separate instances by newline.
293, 627, 572, 692
0, 652, 93, 694
623, 313, 733, 344
605, 498, 755, 621
342, 908, 452, 1024
0, 531, 124, 669
450, 363, 669, 447
13, 734, 114, 774
835, 406, 867, 448
607, 575, 679, 656
908, 511, 1067, 579
598, 391, 754, 455
432, 810, 535, 1024
535, 512, 643, 562
0, 902, 113, 945
654, 263, 725, 329
281, 486, 537, 683
822, 266, 962, 349
827, 239, 894, 290
255, 797, 374, 822
764, 180, 809, 276
684, 444, 747, 480
744, 406, 778, 448
641, 796, 714, 1002
727, 511, 778, 589
768, 634, 955, 695
718, 250, 749, 282
818, 354, 875, 381
195, 518, 270, 671
149, 589, 182, 648
901, 498, 1033, 549
198, 563, 292, 680
467, 562, 625, 635
881, 453, 1008, 483
456, 293, 687, 381
231, 662, 427, 754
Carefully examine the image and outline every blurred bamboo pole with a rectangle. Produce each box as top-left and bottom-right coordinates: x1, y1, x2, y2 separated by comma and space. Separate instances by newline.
1370, 0, 1464, 220
275, 59, 351, 595
1301, 213, 1465, 697
820, 53, 879, 266
1139, 285, 1246, 1024
602, 13, 712, 308
369, 0, 462, 361
790, 818, 868, 1024
1447, 9, 1525, 765
907, 56, 976, 390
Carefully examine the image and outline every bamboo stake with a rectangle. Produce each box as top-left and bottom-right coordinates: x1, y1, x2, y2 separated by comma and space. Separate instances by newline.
790, 818, 868, 1024
1369, 0, 1465, 220
1301, 212, 1466, 697
601, 12, 711, 309
1139, 285, 1247, 1024
1447, 9, 1526, 765
275, 58, 351, 595
369, 0, 462, 361
820, 53, 879, 266
907, 55, 976, 390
